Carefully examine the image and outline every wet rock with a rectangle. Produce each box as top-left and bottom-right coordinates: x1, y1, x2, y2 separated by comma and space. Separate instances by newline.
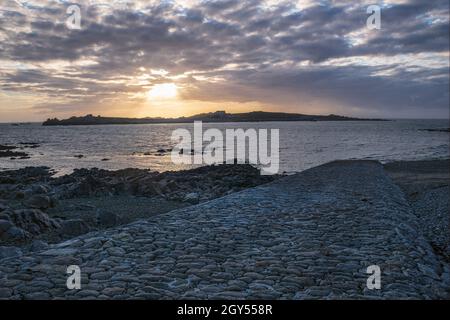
0, 145, 29, 158
0, 246, 22, 260
0, 212, 11, 221
0, 145, 16, 151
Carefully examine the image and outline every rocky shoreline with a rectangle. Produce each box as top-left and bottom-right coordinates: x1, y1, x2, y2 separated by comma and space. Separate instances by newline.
0, 159, 448, 299
0, 163, 279, 257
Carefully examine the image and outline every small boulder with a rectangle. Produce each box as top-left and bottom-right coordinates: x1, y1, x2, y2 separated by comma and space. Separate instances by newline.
0, 246, 23, 260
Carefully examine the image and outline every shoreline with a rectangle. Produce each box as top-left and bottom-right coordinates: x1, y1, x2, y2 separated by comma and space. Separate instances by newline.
0, 159, 448, 299
0, 163, 280, 250
1, 158, 448, 256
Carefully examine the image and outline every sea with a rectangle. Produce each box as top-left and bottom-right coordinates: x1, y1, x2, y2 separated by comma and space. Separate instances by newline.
0, 119, 449, 176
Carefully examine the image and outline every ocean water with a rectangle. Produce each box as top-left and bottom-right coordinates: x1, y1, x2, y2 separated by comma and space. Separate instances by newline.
0, 120, 449, 176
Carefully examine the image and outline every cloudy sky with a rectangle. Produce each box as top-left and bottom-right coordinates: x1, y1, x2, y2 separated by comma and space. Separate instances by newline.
0, 0, 448, 122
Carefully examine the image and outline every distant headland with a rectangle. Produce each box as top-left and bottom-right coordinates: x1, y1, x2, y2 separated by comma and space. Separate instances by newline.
42, 111, 385, 126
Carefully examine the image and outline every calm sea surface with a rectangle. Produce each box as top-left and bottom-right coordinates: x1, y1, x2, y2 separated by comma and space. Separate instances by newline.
0, 120, 449, 175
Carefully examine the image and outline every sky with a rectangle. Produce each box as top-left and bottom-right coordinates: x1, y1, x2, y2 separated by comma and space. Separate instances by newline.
0, 0, 448, 122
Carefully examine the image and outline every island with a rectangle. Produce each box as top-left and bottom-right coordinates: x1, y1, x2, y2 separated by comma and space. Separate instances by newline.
42, 111, 385, 126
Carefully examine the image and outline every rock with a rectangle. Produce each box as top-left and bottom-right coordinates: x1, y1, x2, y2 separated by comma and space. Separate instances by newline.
9, 209, 60, 235
0, 213, 11, 221
30, 184, 50, 195
0, 145, 16, 151
61, 219, 90, 237
0, 203, 9, 212
24, 195, 54, 210
75, 175, 104, 197
42, 248, 78, 256
0, 246, 22, 260
96, 209, 118, 227
15, 191, 25, 199
184, 192, 200, 204
107, 247, 126, 256
29, 240, 49, 252
1, 226, 30, 242
0, 219, 13, 233
0, 288, 13, 298
0, 150, 29, 158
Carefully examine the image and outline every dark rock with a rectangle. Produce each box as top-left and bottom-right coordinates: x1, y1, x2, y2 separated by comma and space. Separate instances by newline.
9, 209, 60, 235
0, 212, 11, 221
15, 191, 25, 199
19, 142, 40, 148
30, 184, 50, 195
0, 145, 17, 151
29, 240, 49, 252
96, 209, 118, 227
24, 195, 54, 209
0, 246, 22, 260
61, 219, 90, 236
419, 128, 450, 133
0, 150, 29, 158
0, 203, 8, 212
72, 175, 105, 197
0, 219, 13, 233
1, 226, 30, 242
184, 192, 200, 204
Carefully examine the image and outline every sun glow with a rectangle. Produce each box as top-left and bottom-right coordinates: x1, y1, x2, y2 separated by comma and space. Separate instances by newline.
147, 83, 178, 100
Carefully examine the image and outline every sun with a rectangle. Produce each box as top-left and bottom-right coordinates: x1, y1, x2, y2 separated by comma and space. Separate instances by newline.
147, 83, 178, 100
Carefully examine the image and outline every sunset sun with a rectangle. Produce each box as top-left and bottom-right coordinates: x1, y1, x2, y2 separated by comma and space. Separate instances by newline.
148, 83, 178, 100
